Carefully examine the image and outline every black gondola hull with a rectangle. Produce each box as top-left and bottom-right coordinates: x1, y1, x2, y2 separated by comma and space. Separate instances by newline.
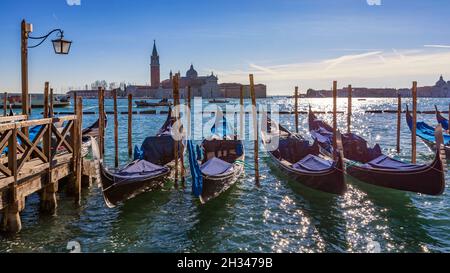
268, 152, 346, 195
200, 160, 244, 203
99, 165, 171, 208
347, 150, 445, 196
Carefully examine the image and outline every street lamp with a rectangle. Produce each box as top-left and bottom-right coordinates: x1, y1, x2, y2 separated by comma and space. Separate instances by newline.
21, 19, 72, 116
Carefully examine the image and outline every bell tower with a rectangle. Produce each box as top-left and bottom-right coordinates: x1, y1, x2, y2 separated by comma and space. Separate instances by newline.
151, 40, 160, 88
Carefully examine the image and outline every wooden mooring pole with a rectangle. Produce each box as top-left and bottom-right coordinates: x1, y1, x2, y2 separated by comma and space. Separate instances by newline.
5, 126, 21, 232
295, 86, 299, 134
113, 90, 119, 168
397, 94, 401, 153
74, 97, 83, 205
412, 81, 418, 164
44, 83, 49, 118
172, 75, 180, 188
98, 87, 105, 159
28, 94, 32, 115
250, 74, 260, 186
40, 86, 56, 214
332, 81, 338, 150
128, 94, 133, 158
240, 85, 244, 140
73, 92, 78, 116
49, 88, 54, 117
3, 92, 7, 116
187, 86, 192, 140
347, 85, 352, 134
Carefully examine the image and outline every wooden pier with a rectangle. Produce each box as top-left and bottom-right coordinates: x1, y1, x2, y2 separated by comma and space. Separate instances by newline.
0, 110, 96, 233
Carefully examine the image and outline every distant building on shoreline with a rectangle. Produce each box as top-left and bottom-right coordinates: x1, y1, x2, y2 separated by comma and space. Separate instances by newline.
219, 83, 267, 98
66, 89, 124, 99
107, 41, 266, 99
305, 76, 450, 98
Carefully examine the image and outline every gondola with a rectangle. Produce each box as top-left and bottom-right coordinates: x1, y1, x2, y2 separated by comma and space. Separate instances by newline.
135, 98, 172, 108
92, 108, 181, 208
208, 99, 230, 104
187, 116, 245, 204
81, 115, 107, 142
309, 107, 446, 196
435, 105, 449, 131
407, 105, 450, 158
261, 114, 346, 195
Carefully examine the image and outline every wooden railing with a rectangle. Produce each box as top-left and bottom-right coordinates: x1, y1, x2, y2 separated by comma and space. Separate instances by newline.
0, 115, 28, 124
0, 115, 80, 186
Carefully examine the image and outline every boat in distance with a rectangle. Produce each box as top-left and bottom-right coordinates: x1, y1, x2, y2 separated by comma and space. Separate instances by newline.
209, 99, 230, 104
6, 94, 70, 109
135, 98, 172, 107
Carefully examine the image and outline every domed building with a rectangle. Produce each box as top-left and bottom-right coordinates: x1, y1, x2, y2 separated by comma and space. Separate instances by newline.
126, 41, 266, 99
436, 75, 447, 88
431, 75, 450, 97
186, 64, 198, 79
160, 64, 220, 98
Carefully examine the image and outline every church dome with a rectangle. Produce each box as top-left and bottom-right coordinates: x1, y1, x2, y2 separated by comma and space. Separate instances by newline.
186, 64, 198, 79
436, 75, 446, 87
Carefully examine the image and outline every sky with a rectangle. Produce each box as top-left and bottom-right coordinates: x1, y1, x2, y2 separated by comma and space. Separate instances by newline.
1, 0, 450, 95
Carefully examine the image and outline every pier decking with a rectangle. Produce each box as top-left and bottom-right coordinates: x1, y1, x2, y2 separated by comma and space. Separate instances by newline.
0, 110, 96, 233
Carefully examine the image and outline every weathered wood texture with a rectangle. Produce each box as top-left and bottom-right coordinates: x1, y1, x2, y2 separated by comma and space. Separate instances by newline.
249, 74, 260, 186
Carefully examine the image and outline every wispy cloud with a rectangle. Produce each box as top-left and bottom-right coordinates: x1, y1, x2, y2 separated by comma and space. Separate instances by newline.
215, 48, 450, 93
66, 0, 81, 6
324, 51, 382, 70
424, 44, 450, 49
249, 63, 277, 75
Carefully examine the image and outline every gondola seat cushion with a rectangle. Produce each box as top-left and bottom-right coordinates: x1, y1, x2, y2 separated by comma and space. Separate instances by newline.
201, 157, 233, 176
117, 160, 169, 177
292, 155, 332, 172
363, 155, 426, 170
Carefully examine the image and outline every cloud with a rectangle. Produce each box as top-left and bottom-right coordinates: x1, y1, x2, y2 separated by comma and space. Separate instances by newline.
215, 48, 450, 92
323, 51, 382, 70
66, 0, 81, 6
424, 45, 450, 49
367, 0, 382, 6
249, 63, 277, 75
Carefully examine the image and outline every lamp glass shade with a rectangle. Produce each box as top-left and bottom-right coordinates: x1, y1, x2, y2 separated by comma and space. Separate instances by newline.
52, 38, 72, 55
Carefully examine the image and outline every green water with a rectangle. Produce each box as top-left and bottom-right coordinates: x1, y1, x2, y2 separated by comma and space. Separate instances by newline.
0, 97, 449, 253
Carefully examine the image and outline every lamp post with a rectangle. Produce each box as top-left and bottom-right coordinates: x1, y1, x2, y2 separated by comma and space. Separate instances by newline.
21, 19, 72, 116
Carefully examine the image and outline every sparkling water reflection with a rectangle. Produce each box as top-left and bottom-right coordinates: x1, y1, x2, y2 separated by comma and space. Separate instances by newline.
0, 97, 449, 253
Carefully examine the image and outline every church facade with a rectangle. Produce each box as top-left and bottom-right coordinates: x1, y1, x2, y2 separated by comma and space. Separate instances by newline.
127, 42, 221, 99
126, 41, 266, 99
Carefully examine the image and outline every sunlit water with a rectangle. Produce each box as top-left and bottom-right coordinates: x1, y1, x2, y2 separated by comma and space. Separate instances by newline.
0, 97, 449, 253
